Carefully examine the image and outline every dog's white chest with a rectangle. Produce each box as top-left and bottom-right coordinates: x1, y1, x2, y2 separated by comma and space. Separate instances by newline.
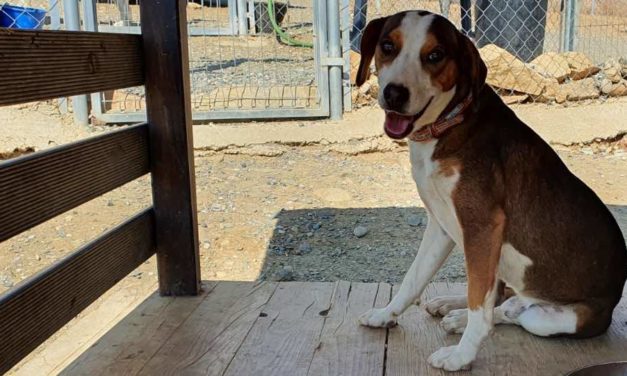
409, 141, 463, 245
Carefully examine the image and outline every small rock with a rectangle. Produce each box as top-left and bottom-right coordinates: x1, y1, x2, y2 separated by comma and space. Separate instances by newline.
597, 77, 614, 95
601, 59, 623, 83
106, 199, 114, 207
0, 275, 14, 288
276, 266, 294, 281
400, 250, 408, 257
407, 215, 423, 227
353, 225, 369, 238
608, 80, 627, 97
35, 254, 41, 261
296, 241, 313, 255
203, 242, 211, 250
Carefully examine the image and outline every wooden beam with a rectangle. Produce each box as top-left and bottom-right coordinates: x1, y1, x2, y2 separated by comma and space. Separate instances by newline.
0, 209, 156, 374
140, 1, 200, 295
0, 29, 144, 106
0, 124, 150, 243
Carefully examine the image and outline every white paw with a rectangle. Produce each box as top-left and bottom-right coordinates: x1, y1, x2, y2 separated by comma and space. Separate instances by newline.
358, 308, 398, 328
441, 308, 468, 334
428, 345, 473, 371
425, 296, 465, 317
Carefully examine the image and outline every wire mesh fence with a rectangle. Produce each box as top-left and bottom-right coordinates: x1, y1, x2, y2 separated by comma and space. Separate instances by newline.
346, 0, 627, 109
89, 0, 326, 122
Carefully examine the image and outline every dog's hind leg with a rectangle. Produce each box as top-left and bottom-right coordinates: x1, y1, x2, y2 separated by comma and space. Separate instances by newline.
496, 296, 615, 338
425, 295, 467, 317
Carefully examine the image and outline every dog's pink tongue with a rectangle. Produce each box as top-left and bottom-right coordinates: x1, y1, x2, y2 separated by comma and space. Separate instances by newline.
384, 112, 414, 138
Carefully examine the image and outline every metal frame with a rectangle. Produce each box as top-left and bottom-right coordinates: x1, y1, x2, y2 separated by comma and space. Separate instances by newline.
91, 0, 340, 123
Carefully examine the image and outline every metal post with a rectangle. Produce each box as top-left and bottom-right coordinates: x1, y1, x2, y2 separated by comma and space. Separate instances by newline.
560, 0, 579, 52
62, 0, 89, 126
228, 0, 238, 35
340, 0, 352, 111
327, 0, 342, 120
50, 0, 67, 114
116, 0, 131, 27
83, 0, 104, 120
237, 0, 248, 35
313, 0, 330, 116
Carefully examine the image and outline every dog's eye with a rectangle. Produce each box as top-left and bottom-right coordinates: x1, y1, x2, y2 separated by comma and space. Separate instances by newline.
380, 40, 395, 55
427, 49, 445, 63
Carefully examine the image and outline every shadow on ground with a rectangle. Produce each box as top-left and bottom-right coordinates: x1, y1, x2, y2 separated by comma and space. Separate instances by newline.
257, 204, 627, 284
258, 206, 466, 284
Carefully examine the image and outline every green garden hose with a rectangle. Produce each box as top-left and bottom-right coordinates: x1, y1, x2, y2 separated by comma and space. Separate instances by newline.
267, 0, 313, 48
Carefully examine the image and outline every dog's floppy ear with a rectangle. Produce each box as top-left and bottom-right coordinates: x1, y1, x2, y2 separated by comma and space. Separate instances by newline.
355, 17, 389, 86
458, 34, 487, 99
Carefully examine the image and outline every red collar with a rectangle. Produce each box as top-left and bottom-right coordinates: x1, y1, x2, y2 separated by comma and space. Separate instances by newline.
408, 94, 473, 142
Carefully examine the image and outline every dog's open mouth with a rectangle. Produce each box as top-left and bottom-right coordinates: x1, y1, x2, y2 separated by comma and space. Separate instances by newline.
384, 97, 433, 139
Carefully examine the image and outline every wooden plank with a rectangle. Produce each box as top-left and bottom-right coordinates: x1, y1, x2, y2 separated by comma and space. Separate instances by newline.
138, 281, 278, 376
386, 283, 465, 376
223, 282, 336, 376
140, 0, 200, 295
0, 124, 150, 243
0, 209, 156, 374
308, 282, 391, 376
60, 281, 218, 376
386, 283, 627, 375
0, 29, 144, 105
11, 277, 158, 375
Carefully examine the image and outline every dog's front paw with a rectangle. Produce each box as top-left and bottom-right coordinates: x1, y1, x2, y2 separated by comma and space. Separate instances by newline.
358, 308, 398, 328
441, 309, 467, 334
428, 345, 473, 371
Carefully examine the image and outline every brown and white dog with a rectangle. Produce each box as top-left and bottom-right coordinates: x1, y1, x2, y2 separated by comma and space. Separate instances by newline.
355, 10, 627, 371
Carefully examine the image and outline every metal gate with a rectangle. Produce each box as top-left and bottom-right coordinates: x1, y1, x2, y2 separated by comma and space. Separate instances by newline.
84, 0, 344, 123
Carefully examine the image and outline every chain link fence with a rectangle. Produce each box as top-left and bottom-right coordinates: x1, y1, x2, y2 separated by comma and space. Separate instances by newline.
0, 1, 62, 30
87, 0, 328, 122
346, 0, 627, 109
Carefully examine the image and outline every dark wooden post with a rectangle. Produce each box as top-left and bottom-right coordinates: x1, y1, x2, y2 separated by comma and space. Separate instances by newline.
140, 0, 201, 295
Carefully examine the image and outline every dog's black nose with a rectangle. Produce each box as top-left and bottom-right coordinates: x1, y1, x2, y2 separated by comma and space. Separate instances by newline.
383, 84, 410, 112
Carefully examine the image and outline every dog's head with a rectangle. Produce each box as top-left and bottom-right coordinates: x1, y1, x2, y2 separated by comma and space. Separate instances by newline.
356, 11, 487, 139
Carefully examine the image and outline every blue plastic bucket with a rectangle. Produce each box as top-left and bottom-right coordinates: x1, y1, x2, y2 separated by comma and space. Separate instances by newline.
0, 4, 47, 30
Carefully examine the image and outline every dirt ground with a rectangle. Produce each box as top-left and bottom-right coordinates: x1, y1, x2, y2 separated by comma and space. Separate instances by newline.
1, 101, 626, 295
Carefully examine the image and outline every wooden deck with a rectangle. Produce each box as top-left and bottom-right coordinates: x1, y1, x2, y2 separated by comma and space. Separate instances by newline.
15, 282, 627, 375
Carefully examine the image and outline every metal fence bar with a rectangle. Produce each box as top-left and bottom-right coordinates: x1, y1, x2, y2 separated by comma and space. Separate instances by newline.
340, 0, 352, 112
327, 0, 342, 120
315, 0, 331, 117
82, 0, 103, 122
94, 108, 329, 123
62, 0, 89, 126
561, 0, 580, 52
48, 0, 68, 114
237, 0, 248, 35
228, 0, 238, 34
